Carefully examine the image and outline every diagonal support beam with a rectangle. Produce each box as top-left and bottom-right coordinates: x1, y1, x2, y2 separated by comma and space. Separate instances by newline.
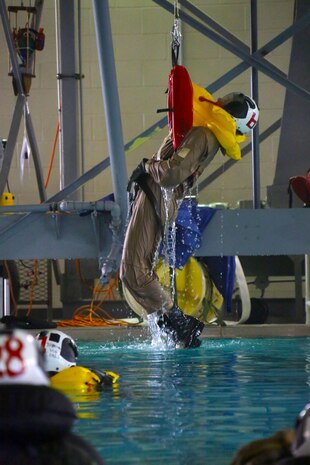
180, 0, 250, 53
198, 119, 282, 190
180, 0, 310, 60
0, 95, 25, 195
25, 107, 47, 202
154, 0, 310, 101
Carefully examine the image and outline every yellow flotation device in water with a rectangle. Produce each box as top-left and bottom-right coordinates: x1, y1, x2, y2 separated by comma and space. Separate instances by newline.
156, 256, 224, 324
50, 366, 119, 394
192, 83, 246, 160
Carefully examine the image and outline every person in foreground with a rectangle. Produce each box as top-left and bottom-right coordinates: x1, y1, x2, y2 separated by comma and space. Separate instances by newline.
0, 328, 105, 465
36, 329, 119, 393
230, 403, 310, 465
120, 88, 259, 349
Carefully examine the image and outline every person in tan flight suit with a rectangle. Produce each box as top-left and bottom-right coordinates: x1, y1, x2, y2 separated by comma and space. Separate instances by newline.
120, 92, 259, 348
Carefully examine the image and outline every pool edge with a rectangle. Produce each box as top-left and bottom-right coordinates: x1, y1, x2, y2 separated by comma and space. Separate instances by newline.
27, 323, 310, 342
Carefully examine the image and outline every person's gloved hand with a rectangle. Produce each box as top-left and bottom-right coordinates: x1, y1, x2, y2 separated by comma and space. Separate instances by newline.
127, 158, 148, 192
183, 168, 200, 191
229, 430, 295, 465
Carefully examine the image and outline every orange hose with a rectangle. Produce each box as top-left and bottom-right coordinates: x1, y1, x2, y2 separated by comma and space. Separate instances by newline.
57, 272, 138, 328
44, 122, 59, 189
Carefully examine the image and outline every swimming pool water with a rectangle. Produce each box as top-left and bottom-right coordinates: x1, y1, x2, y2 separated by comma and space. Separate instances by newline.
73, 337, 310, 465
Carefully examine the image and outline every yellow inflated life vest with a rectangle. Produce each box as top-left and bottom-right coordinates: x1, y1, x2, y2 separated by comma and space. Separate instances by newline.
50, 366, 119, 394
192, 83, 246, 160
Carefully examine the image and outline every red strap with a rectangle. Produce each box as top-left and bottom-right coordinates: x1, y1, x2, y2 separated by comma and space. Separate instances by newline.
198, 96, 223, 108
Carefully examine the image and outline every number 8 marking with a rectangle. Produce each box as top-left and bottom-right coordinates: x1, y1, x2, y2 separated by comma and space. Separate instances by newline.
0, 337, 25, 378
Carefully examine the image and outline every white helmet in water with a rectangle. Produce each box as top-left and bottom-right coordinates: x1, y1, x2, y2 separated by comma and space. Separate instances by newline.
36, 330, 78, 374
0, 329, 49, 386
219, 92, 259, 134
292, 403, 310, 458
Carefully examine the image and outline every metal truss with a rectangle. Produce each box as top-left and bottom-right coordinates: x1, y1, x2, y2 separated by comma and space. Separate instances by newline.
0, 0, 310, 260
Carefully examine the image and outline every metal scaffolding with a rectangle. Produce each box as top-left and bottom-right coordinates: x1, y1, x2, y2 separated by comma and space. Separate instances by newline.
0, 0, 309, 292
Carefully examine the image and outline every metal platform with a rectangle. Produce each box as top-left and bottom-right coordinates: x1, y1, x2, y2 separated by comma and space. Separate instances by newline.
0, 208, 310, 259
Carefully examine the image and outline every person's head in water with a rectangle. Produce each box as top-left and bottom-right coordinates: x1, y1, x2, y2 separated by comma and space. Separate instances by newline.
218, 92, 259, 135
291, 403, 310, 459
36, 330, 78, 375
0, 328, 106, 465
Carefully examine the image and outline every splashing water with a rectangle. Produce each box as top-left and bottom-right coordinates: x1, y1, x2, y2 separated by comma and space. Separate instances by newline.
147, 311, 176, 350
149, 175, 202, 347
161, 187, 177, 303
148, 186, 179, 349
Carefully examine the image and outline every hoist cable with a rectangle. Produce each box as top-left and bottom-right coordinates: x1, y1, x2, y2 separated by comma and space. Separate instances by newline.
171, 0, 182, 66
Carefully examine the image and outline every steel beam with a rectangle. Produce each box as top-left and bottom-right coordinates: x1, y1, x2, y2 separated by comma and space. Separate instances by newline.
55, 0, 80, 200
198, 119, 282, 191
25, 106, 47, 202
250, 0, 260, 208
180, 0, 249, 53
92, 0, 128, 229
0, 208, 309, 259
0, 95, 25, 195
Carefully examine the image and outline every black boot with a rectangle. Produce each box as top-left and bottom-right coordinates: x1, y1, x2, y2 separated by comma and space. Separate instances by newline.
165, 306, 204, 348
156, 312, 179, 345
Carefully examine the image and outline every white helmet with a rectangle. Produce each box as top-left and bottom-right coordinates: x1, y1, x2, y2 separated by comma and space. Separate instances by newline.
36, 330, 78, 374
292, 403, 310, 457
219, 92, 259, 134
0, 329, 49, 386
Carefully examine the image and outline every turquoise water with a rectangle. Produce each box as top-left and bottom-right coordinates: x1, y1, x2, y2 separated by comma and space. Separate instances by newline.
73, 338, 310, 465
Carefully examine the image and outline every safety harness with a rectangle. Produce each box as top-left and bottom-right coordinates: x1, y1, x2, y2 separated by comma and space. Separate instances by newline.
128, 172, 164, 238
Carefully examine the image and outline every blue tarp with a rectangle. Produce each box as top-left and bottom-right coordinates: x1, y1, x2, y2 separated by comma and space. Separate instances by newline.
175, 199, 235, 312
175, 199, 216, 268
202, 255, 236, 313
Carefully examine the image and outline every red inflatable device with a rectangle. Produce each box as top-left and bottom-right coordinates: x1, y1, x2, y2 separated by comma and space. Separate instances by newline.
168, 65, 193, 150
289, 170, 310, 206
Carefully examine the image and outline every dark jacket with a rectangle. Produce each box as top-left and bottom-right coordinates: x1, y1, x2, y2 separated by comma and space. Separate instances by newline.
0, 384, 105, 465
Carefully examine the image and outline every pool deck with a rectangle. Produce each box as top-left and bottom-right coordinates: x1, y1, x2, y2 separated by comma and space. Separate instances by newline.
29, 323, 310, 342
